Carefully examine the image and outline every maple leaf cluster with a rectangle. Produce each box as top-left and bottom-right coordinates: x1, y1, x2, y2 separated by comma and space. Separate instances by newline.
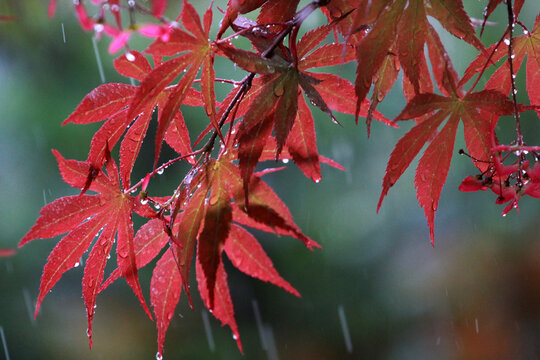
16, 0, 540, 357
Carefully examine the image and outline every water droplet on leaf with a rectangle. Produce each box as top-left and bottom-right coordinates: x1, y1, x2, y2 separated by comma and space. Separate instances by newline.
125, 52, 136, 62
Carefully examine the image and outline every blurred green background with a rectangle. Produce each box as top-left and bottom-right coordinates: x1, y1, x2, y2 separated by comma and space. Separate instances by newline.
1, 1, 540, 359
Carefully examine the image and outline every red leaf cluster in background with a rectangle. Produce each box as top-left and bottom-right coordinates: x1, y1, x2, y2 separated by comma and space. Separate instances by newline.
15, 0, 540, 357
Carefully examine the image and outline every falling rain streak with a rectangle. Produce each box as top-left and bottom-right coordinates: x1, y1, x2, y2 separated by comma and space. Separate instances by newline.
0, 326, 9, 360
252, 300, 267, 350
201, 310, 215, 352
23, 288, 36, 325
262, 325, 279, 360
252, 300, 279, 360
338, 305, 353, 353
91, 37, 106, 84
61, 23, 66, 43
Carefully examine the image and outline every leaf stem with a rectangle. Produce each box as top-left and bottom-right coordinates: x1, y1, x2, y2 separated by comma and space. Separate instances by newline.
505, 0, 523, 146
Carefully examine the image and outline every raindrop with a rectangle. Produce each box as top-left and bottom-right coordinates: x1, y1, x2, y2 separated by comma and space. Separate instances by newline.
232, 334, 238, 340
61, 23, 66, 43
510, 53, 515, 59
86, 328, 90, 337
504, 38, 511, 45
141, 198, 148, 205
201, 310, 215, 352
154, 204, 161, 210
94, 23, 104, 33
315, 179, 320, 184
126, 52, 136, 62
157, 168, 164, 175
156, 352, 163, 360
513, 88, 518, 95
74, 262, 80, 268
0, 326, 9, 360
111, 4, 120, 11
523, 29, 529, 35
23, 288, 36, 326
91, 37, 106, 84
338, 305, 353, 353
282, 159, 289, 164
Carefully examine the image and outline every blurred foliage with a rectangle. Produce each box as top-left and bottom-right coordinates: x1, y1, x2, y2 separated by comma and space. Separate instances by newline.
1, 1, 540, 359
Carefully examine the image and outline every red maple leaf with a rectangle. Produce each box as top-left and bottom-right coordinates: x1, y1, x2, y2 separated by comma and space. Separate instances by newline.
378, 84, 515, 244
19, 150, 153, 347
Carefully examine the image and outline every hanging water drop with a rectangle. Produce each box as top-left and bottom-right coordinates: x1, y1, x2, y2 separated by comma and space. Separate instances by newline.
94, 23, 104, 33
126, 52, 136, 62
74, 262, 80, 268
157, 168, 164, 175
523, 29, 529, 35
141, 198, 148, 205
504, 38, 511, 45
282, 158, 289, 164
156, 352, 163, 360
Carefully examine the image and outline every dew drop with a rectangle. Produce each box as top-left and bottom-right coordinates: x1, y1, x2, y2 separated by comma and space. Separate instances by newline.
209, 194, 219, 206
282, 158, 289, 164
273, 85, 284, 96
125, 52, 136, 62
154, 204, 161, 210
523, 29, 529, 35
157, 168, 164, 175
156, 352, 163, 360
232, 334, 238, 340
74, 262, 80, 268
513, 88, 518, 94
94, 23, 104, 33
504, 38, 511, 45
315, 179, 321, 184
141, 198, 148, 205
